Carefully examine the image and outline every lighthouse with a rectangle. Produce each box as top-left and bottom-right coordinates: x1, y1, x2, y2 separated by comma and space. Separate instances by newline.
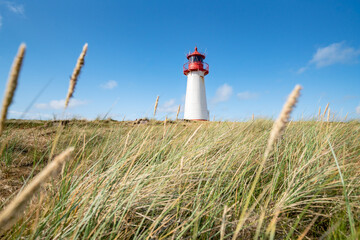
183, 47, 209, 121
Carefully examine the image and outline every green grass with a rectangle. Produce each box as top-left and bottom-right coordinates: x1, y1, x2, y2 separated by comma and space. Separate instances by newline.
1, 119, 360, 239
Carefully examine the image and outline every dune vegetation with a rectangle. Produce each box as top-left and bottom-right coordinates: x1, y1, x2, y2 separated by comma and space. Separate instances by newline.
0, 44, 359, 239
0, 118, 359, 239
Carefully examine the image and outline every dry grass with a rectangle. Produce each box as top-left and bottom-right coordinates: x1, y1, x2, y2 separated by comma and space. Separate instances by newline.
153, 95, 159, 117
0, 44, 359, 239
0, 148, 73, 233
265, 85, 302, 157
176, 105, 181, 120
0, 117, 358, 239
323, 103, 329, 118
233, 85, 302, 239
0, 44, 26, 136
65, 43, 88, 108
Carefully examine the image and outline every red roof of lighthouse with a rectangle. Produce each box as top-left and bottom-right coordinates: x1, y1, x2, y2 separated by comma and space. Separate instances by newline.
186, 47, 206, 60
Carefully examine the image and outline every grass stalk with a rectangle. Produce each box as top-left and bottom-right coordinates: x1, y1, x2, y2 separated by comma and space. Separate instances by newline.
153, 96, 159, 117
220, 205, 228, 240
65, 43, 88, 108
0, 44, 26, 136
176, 105, 181, 120
232, 85, 302, 240
323, 103, 329, 118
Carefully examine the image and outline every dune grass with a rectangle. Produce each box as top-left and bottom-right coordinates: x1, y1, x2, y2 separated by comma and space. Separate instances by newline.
0, 119, 359, 239
0, 147, 73, 234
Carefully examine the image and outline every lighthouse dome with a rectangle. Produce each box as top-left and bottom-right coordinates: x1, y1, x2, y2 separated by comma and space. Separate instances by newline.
186, 47, 206, 60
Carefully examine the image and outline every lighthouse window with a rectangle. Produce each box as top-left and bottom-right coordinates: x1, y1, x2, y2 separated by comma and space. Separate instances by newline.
189, 56, 203, 63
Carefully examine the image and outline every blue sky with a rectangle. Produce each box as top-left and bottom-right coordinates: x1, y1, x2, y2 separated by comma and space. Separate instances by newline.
0, 0, 359, 121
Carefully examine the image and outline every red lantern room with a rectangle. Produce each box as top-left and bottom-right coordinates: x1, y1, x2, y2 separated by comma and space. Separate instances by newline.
183, 47, 209, 76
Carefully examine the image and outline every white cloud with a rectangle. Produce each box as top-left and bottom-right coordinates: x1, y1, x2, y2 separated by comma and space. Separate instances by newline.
212, 84, 233, 103
298, 42, 360, 73
237, 91, 259, 100
297, 67, 307, 74
9, 110, 52, 120
101, 80, 118, 90
356, 104, 360, 114
0, 1, 24, 28
2, 1, 24, 15
158, 99, 178, 113
310, 42, 360, 67
35, 99, 87, 110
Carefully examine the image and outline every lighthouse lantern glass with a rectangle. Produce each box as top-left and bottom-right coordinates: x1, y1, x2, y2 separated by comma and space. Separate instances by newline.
189, 56, 203, 63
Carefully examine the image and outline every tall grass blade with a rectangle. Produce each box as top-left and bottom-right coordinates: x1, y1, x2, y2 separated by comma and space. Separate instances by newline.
328, 139, 356, 238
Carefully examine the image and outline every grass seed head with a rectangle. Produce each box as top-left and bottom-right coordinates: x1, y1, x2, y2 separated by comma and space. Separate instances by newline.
176, 105, 181, 120
65, 43, 88, 108
265, 84, 302, 156
233, 85, 302, 240
323, 103, 329, 118
0, 44, 26, 136
153, 96, 159, 117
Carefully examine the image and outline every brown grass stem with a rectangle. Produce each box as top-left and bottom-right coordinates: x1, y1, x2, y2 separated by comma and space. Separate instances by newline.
220, 205, 229, 240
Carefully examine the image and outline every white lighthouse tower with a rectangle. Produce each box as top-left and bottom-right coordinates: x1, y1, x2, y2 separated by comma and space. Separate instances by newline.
183, 47, 209, 121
